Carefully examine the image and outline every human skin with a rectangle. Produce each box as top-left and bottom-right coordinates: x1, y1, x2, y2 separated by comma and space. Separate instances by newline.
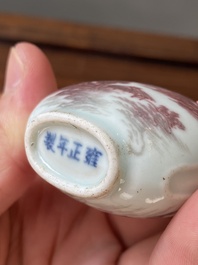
0, 43, 198, 265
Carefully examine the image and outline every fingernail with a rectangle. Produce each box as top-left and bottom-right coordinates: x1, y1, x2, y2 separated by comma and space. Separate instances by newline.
4, 46, 25, 91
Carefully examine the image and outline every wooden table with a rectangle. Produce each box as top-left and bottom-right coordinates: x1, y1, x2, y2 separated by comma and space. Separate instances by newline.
0, 13, 198, 99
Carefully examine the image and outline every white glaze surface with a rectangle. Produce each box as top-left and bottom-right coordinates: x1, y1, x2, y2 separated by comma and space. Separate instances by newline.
25, 81, 198, 217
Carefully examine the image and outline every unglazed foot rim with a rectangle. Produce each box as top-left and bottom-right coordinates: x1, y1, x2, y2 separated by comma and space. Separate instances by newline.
25, 112, 119, 198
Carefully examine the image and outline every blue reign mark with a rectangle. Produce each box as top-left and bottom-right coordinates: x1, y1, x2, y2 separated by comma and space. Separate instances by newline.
57, 135, 68, 156
43, 131, 103, 168
84, 147, 103, 168
68, 141, 82, 161
44, 131, 56, 153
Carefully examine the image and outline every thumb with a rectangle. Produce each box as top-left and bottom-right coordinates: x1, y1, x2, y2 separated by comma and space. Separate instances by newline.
150, 190, 198, 264
0, 42, 57, 214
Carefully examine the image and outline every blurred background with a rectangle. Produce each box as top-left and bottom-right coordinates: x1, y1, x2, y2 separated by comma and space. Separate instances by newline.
0, 0, 198, 38
0, 0, 198, 99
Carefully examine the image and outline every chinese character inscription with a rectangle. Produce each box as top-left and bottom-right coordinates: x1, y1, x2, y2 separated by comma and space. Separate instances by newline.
43, 131, 103, 168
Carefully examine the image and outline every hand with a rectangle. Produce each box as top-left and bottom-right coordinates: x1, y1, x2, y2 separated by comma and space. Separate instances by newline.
0, 43, 198, 265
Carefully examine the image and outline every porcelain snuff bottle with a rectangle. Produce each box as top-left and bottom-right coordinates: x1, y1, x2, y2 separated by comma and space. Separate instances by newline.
25, 81, 198, 218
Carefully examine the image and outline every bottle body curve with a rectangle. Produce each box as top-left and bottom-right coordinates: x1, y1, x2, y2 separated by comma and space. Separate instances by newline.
25, 81, 198, 217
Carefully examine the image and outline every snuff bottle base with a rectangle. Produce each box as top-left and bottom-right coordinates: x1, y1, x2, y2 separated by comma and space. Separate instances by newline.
25, 112, 119, 198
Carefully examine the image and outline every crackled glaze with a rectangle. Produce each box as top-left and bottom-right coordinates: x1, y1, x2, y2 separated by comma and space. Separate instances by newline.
25, 81, 198, 218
